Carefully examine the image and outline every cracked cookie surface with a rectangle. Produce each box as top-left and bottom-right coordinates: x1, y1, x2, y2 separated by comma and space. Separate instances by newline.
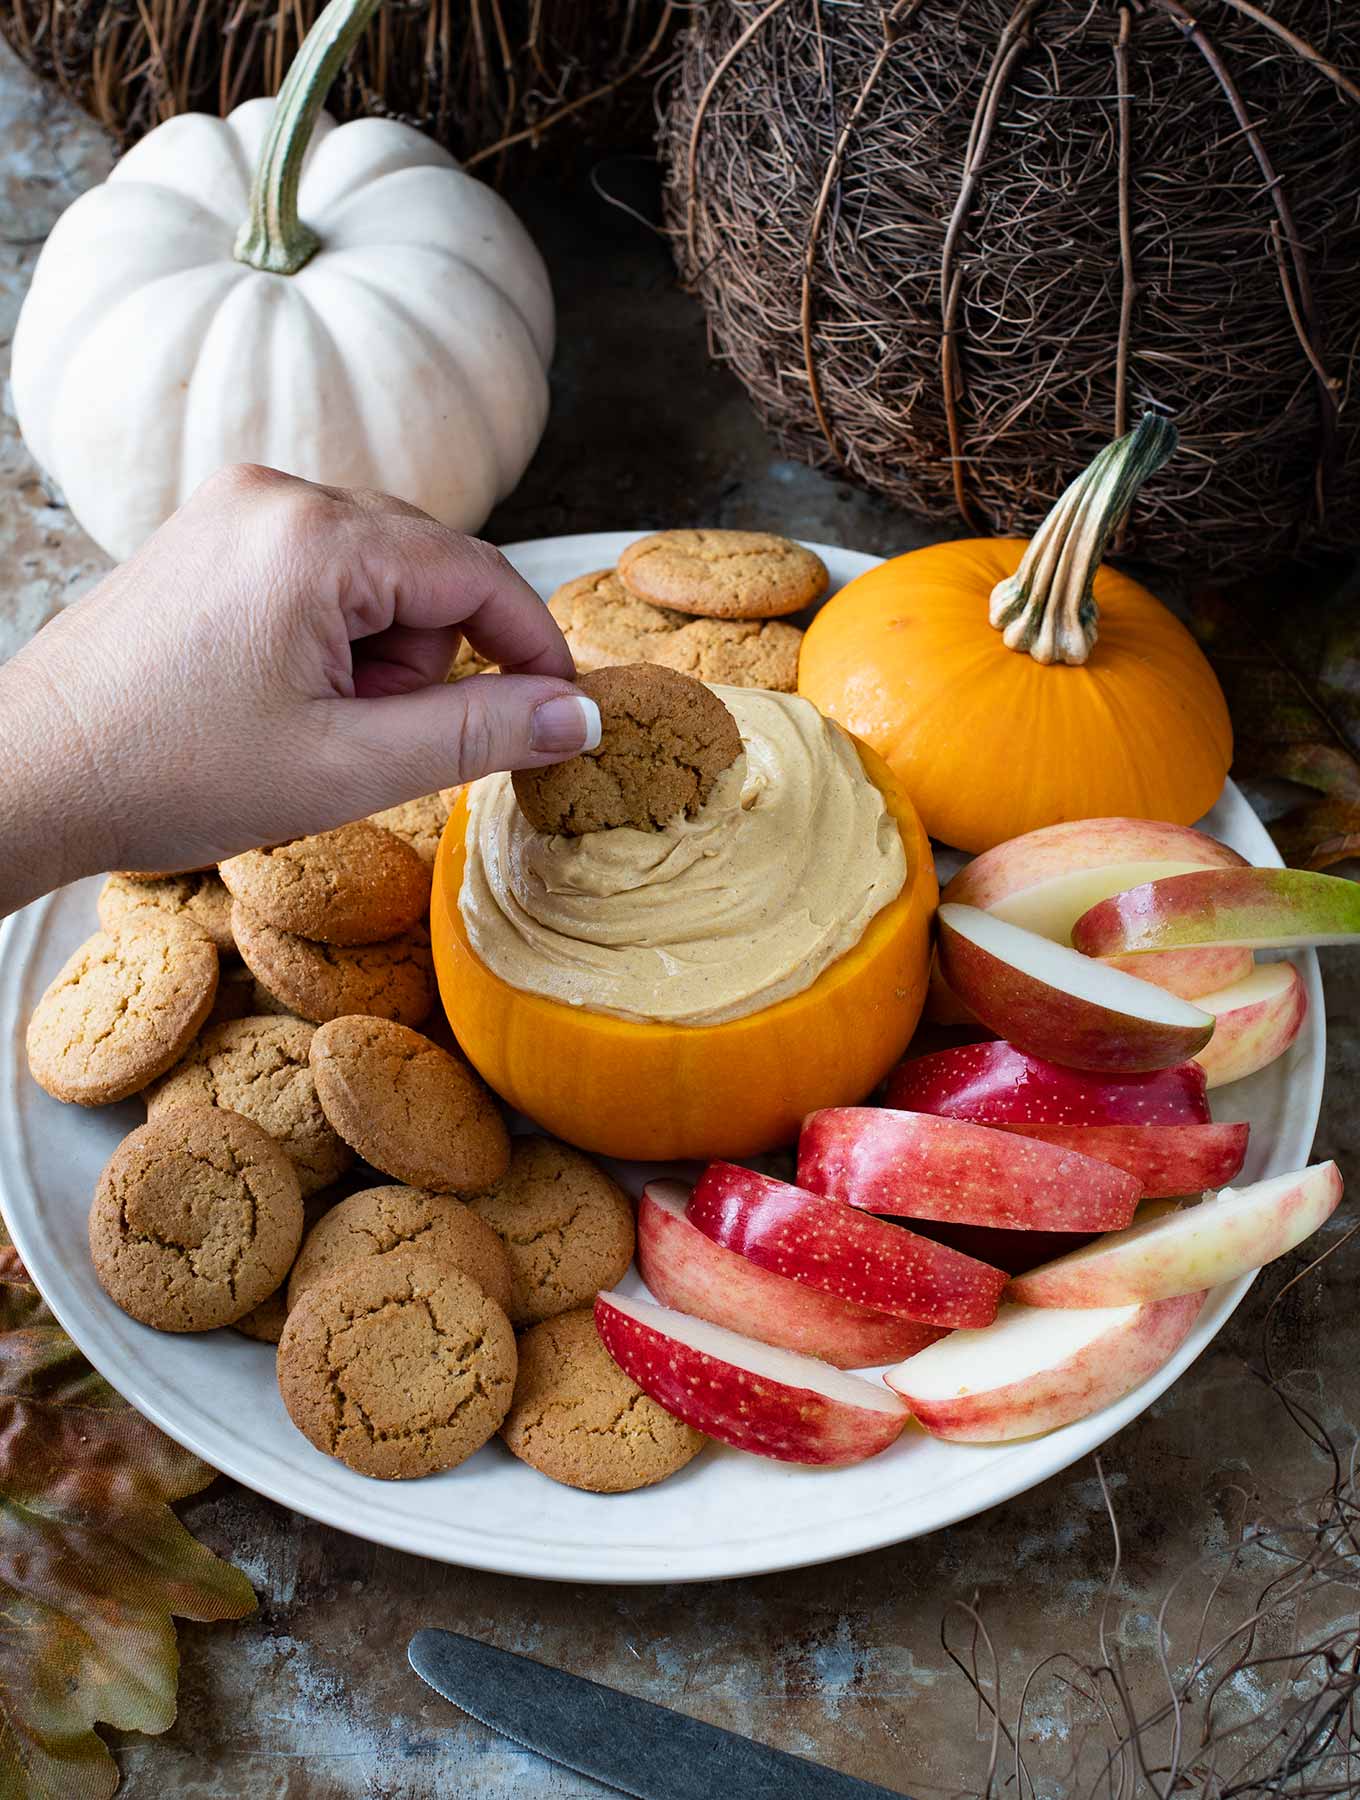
144, 1016, 353, 1196
465, 1136, 635, 1327
219, 821, 430, 946
89, 1103, 303, 1331
512, 663, 742, 835
547, 569, 689, 669
27, 911, 219, 1106
309, 1017, 510, 1193
501, 1308, 705, 1491
232, 903, 434, 1028
99, 870, 236, 954
367, 791, 459, 869
276, 1248, 516, 1479
287, 1184, 512, 1315
618, 529, 827, 619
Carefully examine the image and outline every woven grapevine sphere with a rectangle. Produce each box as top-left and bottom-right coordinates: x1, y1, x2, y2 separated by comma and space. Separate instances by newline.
1, 0, 677, 169
663, 0, 1360, 577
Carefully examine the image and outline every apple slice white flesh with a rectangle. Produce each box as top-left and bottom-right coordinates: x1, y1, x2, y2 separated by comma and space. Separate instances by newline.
637, 1182, 944, 1370
1191, 962, 1308, 1089
937, 904, 1215, 1074
1072, 867, 1360, 956
797, 1108, 1142, 1231
885, 1291, 1205, 1442
593, 1292, 909, 1466
1007, 1162, 1342, 1308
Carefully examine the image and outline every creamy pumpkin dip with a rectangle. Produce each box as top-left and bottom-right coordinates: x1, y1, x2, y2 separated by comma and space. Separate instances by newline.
459, 687, 906, 1026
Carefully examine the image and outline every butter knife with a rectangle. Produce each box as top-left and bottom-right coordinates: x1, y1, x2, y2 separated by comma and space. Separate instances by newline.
408, 1628, 911, 1799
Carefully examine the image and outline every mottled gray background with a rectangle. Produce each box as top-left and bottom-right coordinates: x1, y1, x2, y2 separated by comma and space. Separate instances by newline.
3, 40, 1357, 1798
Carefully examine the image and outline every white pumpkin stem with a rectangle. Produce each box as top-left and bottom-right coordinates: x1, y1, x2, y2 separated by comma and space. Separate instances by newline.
988, 414, 1179, 666
234, 0, 381, 276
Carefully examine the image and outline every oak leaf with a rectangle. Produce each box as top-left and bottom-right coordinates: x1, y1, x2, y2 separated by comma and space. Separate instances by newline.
0, 1239, 255, 1800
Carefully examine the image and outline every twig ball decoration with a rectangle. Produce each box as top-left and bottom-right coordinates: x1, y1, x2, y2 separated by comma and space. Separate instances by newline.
0, 0, 678, 172
662, 1, 1360, 578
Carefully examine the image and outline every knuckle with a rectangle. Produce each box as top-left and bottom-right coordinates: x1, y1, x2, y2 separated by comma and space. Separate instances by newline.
449, 689, 498, 780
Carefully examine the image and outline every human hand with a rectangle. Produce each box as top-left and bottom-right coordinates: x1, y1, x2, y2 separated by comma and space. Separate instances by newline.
0, 465, 599, 915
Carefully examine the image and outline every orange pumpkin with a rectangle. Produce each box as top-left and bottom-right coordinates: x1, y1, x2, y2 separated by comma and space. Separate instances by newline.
798, 417, 1231, 854
431, 742, 936, 1162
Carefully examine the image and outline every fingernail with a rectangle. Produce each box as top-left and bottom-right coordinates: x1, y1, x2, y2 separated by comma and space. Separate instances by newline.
531, 694, 602, 755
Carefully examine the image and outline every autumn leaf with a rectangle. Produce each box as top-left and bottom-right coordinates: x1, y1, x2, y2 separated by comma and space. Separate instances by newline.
0, 1263, 256, 1800
1188, 558, 1360, 870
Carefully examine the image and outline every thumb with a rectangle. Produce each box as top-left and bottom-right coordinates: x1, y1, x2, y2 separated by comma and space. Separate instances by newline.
315, 672, 602, 800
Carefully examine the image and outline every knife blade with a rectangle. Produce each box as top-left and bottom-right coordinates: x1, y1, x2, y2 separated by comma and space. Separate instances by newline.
408, 1628, 913, 1800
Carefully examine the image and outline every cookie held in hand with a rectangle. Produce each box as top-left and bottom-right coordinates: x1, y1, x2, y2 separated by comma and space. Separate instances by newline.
512, 664, 742, 835
90, 1104, 302, 1331
277, 1248, 516, 1480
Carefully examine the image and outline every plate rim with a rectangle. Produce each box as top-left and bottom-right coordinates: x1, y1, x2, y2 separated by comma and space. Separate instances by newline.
0, 530, 1326, 1584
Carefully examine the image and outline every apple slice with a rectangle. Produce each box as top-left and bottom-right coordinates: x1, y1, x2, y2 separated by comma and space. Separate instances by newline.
1007, 1162, 1342, 1308
885, 1291, 1205, 1441
986, 1121, 1249, 1198
1190, 963, 1308, 1089
1072, 868, 1360, 957
593, 1292, 909, 1466
686, 1162, 1007, 1327
883, 1040, 1212, 1126
797, 1108, 1141, 1231
637, 1182, 944, 1369
937, 905, 1215, 1074
909, 1200, 1179, 1277
1097, 945, 1255, 1000
937, 817, 1249, 1007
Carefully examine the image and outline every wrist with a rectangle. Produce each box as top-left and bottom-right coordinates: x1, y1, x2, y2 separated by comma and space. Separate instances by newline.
0, 643, 119, 917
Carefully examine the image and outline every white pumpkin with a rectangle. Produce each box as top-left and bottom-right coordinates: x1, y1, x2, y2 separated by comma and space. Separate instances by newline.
11, 0, 553, 564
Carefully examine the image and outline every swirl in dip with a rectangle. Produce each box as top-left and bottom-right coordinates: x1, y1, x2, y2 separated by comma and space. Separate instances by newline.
459, 687, 907, 1026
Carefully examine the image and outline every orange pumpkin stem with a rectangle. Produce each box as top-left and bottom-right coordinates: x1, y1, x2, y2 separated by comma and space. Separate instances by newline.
988, 413, 1179, 666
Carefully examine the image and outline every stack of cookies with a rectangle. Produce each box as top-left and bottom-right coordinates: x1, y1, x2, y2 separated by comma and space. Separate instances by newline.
549, 529, 826, 692
26, 805, 706, 1494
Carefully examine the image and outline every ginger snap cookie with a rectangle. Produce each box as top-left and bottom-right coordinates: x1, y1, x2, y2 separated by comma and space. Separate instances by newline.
309, 1017, 510, 1193
547, 569, 689, 670
99, 870, 236, 955
447, 639, 493, 681
512, 664, 742, 835
650, 618, 803, 691
206, 963, 295, 1028
501, 1308, 705, 1492
145, 1016, 353, 1196
234, 1186, 340, 1343
90, 1104, 303, 1332
27, 912, 219, 1107
277, 1248, 517, 1480
368, 791, 459, 869
286, 1184, 512, 1315
465, 1135, 635, 1327
219, 821, 430, 946
232, 902, 435, 1029
618, 529, 827, 619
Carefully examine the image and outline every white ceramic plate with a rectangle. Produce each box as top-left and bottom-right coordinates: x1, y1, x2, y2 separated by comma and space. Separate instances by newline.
0, 533, 1325, 1585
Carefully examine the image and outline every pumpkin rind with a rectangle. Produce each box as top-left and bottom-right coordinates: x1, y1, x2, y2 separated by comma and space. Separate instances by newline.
798, 540, 1232, 853
431, 743, 936, 1162
12, 104, 553, 563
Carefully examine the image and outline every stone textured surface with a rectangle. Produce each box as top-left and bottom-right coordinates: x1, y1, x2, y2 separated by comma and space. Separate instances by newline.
3, 40, 1358, 1798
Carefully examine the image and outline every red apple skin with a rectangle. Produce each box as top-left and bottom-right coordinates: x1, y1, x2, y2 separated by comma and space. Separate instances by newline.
985, 1121, 1249, 1199
941, 818, 1246, 915
798, 1108, 1142, 1231
593, 1294, 909, 1466
686, 1163, 1007, 1328
637, 1183, 944, 1369
1072, 868, 1360, 957
1098, 945, 1254, 999
887, 1291, 1206, 1442
1193, 965, 1308, 1090
883, 1041, 1212, 1126
897, 1217, 1101, 1277
937, 915, 1215, 1074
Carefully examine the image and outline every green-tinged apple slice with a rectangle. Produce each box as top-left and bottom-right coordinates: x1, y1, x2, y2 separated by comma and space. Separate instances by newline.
1072, 868, 1360, 956
1007, 1162, 1341, 1308
1192, 962, 1308, 1089
936, 904, 1215, 1074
